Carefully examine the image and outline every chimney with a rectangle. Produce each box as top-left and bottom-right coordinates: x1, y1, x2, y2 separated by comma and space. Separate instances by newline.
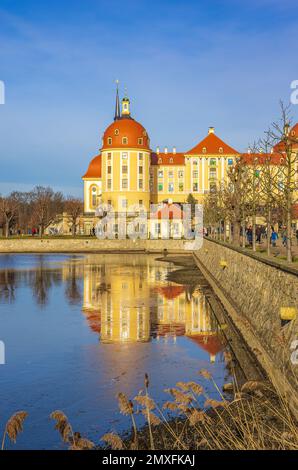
173, 146, 176, 154
164, 146, 168, 154
247, 148, 251, 154
208, 127, 215, 134
156, 146, 160, 154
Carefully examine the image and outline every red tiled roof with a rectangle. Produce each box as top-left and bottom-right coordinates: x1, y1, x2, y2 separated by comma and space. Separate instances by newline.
150, 203, 183, 220
273, 122, 298, 153
82, 154, 102, 179
186, 132, 238, 155
291, 123, 298, 136
156, 285, 185, 300
151, 152, 185, 165
241, 153, 286, 165
292, 204, 298, 219
83, 310, 101, 334
187, 334, 224, 356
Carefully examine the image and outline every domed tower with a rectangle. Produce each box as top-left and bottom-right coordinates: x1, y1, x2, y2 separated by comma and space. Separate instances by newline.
101, 86, 151, 213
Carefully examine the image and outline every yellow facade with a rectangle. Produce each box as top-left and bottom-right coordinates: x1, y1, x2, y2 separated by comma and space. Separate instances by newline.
101, 149, 151, 211
150, 154, 236, 205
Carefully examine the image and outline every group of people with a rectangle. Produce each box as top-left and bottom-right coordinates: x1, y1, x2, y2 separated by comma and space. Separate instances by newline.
244, 225, 265, 245
244, 225, 298, 248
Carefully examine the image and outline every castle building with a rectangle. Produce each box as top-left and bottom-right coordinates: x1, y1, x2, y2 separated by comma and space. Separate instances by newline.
82, 88, 298, 234
82, 88, 239, 233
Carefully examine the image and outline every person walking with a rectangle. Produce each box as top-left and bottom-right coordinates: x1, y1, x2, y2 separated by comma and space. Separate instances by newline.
256, 225, 262, 244
271, 229, 278, 248
247, 226, 253, 246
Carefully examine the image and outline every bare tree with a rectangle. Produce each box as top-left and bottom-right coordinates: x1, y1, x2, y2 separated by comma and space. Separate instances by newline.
31, 186, 64, 237
221, 160, 250, 246
0, 192, 24, 237
203, 189, 221, 238
258, 138, 284, 256
265, 103, 298, 262
64, 197, 83, 236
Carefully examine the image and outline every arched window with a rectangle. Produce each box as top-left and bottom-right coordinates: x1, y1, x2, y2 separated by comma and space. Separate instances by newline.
169, 157, 173, 163
114, 129, 119, 135
202, 147, 207, 153
138, 137, 143, 145
90, 186, 97, 208
219, 147, 223, 153
108, 137, 112, 145
122, 137, 128, 144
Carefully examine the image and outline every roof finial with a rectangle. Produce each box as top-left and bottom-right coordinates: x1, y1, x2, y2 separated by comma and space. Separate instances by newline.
114, 79, 120, 121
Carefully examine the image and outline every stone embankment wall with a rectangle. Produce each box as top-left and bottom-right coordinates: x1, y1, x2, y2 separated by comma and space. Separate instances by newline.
0, 238, 186, 253
194, 238, 298, 411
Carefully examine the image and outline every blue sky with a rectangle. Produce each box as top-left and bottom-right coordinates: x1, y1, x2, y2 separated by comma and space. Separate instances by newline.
0, 0, 298, 197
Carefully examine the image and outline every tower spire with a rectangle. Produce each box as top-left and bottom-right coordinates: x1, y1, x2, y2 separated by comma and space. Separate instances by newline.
121, 87, 131, 117
114, 80, 120, 121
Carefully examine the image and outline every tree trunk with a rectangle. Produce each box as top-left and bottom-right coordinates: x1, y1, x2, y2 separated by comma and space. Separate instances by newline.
286, 204, 292, 263
229, 222, 233, 243
252, 214, 256, 252
5, 221, 9, 238
72, 222, 76, 237
233, 221, 240, 246
242, 220, 246, 248
266, 208, 271, 257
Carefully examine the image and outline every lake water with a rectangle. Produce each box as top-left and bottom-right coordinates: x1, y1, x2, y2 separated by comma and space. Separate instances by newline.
0, 253, 232, 449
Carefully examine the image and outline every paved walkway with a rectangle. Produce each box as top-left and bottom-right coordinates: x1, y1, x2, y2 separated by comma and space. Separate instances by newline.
252, 237, 298, 258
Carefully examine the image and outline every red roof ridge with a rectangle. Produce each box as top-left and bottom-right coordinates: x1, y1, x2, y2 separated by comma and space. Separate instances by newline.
186, 132, 239, 155
151, 152, 185, 165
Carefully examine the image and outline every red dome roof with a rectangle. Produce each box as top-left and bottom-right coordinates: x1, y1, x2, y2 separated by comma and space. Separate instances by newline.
82, 154, 101, 179
102, 118, 150, 150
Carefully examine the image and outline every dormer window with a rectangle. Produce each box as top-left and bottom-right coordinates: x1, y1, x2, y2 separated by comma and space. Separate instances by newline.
114, 129, 119, 135
169, 157, 173, 163
158, 158, 162, 164
108, 137, 112, 145
202, 147, 207, 153
219, 147, 223, 153
122, 137, 128, 144
138, 138, 143, 145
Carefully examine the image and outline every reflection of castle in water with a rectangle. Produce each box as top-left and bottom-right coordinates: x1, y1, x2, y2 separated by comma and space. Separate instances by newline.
82, 256, 224, 362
